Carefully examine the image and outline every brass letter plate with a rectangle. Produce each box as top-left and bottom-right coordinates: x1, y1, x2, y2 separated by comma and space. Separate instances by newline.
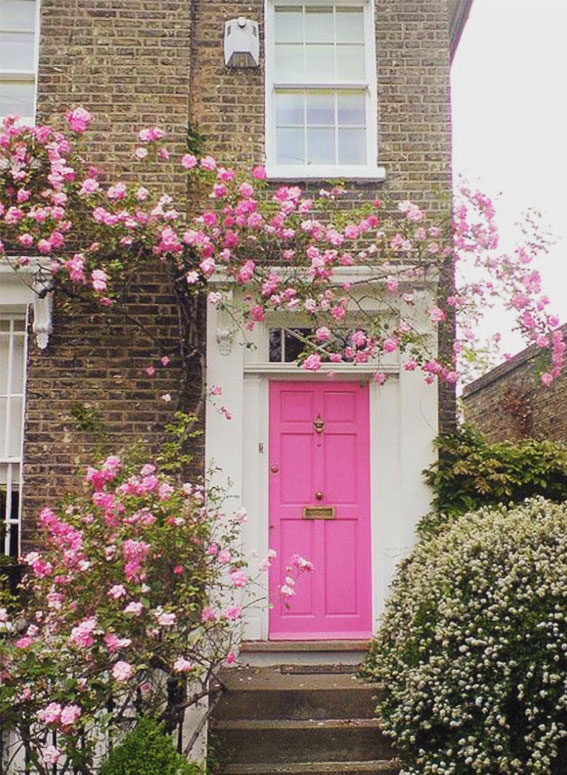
302, 506, 336, 520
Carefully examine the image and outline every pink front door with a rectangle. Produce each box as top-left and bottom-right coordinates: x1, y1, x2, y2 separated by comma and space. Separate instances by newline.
269, 381, 372, 640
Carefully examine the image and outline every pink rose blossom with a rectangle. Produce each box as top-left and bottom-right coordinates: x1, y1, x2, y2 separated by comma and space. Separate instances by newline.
69, 617, 97, 648
201, 606, 217, 622
217, 549, 232, 564
124, 601, 144, 616
66, 107, 93, 132
108, 584, 126, 600
138, 127, 165, 142
42, 746, 61, 766
60, 704, 82, 728
200, 155, 217, 171
229, 569, 247, 588
174, 657, 194, 672
112, 660, 133, 681
223, 605, 243, 621
181, 153, 197, 170
38, 703, 62, 725
541, 372, 554, 387
303, 354, 322, 371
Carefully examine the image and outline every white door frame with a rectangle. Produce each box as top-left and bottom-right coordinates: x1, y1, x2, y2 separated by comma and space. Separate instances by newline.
205, 285, 438, 641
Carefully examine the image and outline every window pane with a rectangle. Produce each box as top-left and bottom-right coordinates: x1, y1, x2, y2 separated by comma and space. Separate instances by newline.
336, 44, 365, 79
269, 329, 283, 362
7, 396, 23, 457
0, 31, 34, 70
0, 0, 36, 31
277, 127, 305, 164
305, 7, 334, 43
336, 8, 364, 43
275, 43, 304, 80
274, 7, 303, 43
338, 127, 366, 164
9, 518, 19, 556
306, 90, 334, 126
305, 44, 334, 79
307, 127, 335, 165
0, 335, 8, 394
0, 397, 6, 456
0, 79, 34, 117
10, 335, 25, 394
276, 90, 304, 125
338, 91, 365, 125
284, 329, 311, 362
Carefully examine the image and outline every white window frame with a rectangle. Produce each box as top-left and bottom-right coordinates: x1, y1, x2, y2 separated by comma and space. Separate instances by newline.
0, 257, 53, 558
0, 0, 41, 125
265, 0, 385, 181
0, 310, 28, 557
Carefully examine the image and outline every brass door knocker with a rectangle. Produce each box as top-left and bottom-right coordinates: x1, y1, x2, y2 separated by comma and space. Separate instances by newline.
313, 415, 325, 434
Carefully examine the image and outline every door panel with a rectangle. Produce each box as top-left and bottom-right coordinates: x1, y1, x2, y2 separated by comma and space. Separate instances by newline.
269, 381, 372, 640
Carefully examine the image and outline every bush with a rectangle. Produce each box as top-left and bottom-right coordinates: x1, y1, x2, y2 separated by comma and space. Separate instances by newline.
421, 426, 567, 536
100, 718, 204, 775
361, 498, 567, 775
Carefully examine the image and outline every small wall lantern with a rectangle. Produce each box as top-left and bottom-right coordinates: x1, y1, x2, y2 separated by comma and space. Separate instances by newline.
224, 17, 260, 68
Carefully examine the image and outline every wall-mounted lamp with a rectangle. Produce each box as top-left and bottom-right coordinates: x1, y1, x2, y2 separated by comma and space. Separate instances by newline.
224, 17, 260, 68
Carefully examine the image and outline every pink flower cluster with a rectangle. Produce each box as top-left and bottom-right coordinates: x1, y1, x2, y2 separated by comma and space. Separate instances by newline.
38, 702, 82, 730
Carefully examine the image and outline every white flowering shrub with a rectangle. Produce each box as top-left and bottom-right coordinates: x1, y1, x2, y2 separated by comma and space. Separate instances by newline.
361, 497, 567, 774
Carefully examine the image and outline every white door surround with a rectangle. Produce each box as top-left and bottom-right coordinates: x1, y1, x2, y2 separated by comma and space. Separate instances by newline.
205, 282, 438, 641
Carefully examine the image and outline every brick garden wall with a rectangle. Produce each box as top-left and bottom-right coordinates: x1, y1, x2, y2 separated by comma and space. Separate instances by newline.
22, 0, 455, 545
462, 325, 567, 442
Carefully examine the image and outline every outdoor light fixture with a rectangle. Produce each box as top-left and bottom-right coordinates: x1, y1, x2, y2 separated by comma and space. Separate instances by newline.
224, 17, 260, 68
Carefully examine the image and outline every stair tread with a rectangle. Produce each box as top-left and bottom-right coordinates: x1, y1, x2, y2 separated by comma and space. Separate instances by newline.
216, 666, 382, 693
221, 760, 398, 774
212, 718, 380, 730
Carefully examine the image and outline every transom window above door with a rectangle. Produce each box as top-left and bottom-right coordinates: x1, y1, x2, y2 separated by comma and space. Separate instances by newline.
265, 1, 384, 181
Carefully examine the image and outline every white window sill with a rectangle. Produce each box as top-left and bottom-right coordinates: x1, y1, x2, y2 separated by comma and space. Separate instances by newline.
265, 164, 386, 183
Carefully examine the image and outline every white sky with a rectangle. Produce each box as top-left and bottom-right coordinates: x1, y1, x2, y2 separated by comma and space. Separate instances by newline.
451, 0, 567, 357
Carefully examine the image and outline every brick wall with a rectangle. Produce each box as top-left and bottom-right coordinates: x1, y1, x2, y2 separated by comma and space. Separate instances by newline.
22, 0, 455, 545
22, 0, 198, 546
462, 325, 567, 442
188, 0, 455, 429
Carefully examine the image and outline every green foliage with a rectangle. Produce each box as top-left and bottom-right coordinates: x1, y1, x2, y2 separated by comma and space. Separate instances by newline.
421, 426, 567, 536
186, 122, 206, 157
100, 718, 205, 775
158, 411, 202, 474
69, 404, 105, 433
361, 498, 567, 775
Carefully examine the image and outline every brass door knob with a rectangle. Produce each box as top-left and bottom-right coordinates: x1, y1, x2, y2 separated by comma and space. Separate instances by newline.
315, 491, 323, 500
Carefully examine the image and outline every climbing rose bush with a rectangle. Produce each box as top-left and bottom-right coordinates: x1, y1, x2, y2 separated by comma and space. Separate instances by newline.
361, 497, 567, 775
0, 110, 563, 388
0, 455, 257, 774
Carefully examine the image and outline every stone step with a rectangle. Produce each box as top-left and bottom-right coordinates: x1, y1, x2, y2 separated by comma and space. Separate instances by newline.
238, 641, 368, 667
209, 719, 394, 765
220, 761, 399, 775
214, 667, 382, 721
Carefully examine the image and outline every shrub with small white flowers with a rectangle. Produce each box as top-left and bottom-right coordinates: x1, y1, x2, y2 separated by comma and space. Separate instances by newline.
361, 497, 567, 775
